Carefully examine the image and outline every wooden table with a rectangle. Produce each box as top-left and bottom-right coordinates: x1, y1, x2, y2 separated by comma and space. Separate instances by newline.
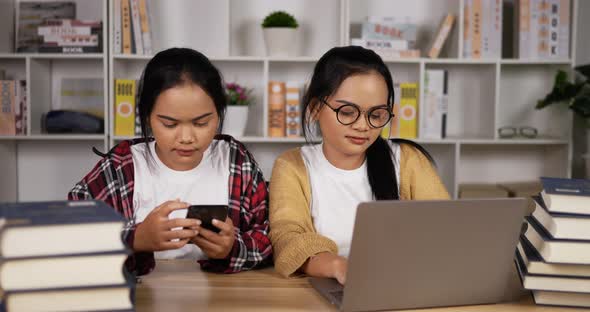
136, 260, 586, 312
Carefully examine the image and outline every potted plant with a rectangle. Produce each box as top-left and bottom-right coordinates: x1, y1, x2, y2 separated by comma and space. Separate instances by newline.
537, 64, 590, 176
223, 82, 252, 138
261, 11, 299, 57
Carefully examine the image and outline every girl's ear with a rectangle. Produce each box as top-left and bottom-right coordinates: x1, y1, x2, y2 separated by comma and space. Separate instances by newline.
307, 98, 322, 121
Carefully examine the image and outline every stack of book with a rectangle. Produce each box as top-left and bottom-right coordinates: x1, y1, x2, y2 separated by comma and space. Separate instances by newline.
37, 19, 103, 53
516, 177, 590, 308
350, 16, 420, 59
0, 200, 134, 311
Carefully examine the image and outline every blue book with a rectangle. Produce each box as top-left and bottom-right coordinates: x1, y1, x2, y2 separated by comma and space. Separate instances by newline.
0, 200, 127, 258
540, 177, 590, 215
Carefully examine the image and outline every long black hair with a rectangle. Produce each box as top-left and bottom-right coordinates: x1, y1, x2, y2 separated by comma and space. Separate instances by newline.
137, 47, 227, 162
301, 45, 435, 200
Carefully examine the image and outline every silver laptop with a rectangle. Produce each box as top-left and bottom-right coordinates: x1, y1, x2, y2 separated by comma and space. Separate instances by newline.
310, 198, 528, 312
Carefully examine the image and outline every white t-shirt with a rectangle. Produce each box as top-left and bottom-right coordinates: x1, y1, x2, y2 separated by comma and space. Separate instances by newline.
301, 141, 400, 257
131, 140, 230, 260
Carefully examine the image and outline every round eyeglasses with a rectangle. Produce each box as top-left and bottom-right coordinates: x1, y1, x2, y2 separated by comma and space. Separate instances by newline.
321, 99, 393, 128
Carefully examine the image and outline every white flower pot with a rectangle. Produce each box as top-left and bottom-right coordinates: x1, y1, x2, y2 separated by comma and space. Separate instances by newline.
263, 28, 298, 57
223, 106, 249, 138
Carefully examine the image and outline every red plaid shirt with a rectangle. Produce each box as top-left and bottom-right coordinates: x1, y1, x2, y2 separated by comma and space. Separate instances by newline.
68, 135, 272, 275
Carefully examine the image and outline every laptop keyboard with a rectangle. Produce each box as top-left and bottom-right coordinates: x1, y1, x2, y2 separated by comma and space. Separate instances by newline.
329, 290, 344, 303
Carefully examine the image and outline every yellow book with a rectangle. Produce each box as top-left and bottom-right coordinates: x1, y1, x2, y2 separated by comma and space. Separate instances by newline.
399, 83, 418, 139
114, 79, 136, 136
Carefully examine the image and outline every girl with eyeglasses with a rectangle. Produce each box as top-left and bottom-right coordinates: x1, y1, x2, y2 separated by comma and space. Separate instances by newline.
269, 46, 449, 284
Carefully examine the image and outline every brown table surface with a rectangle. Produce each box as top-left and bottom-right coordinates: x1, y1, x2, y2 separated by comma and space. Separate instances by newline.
135, 260, 587, 312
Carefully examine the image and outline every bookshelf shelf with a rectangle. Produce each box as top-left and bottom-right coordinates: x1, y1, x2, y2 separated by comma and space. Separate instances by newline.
25, 53, 105, 60
0, 0, 584, 202
0, 134, 107, 141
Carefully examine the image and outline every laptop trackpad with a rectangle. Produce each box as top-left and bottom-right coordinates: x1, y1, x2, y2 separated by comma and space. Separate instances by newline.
309, 277, 344, 306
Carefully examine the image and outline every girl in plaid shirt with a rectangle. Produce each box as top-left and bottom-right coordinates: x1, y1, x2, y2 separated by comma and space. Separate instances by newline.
69, 48, 272, 275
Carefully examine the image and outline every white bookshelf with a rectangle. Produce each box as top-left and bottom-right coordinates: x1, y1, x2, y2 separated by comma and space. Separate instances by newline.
0, 0, 109, 202
0, 0, 584, 202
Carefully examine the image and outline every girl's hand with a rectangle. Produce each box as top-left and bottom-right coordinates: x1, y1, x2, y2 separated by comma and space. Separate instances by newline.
191, 217, 236, 259
133, 200, 201, 252
331, 256, 348, 285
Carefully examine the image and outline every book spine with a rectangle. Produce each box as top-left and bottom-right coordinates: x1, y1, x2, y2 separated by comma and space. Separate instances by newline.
0, 80, 16, 135
121, 0, 132, 54
472, 0, 482, 58
129, 0, 144, 54
428, 14, 455, 58
268, 81, 286, 137
558, 0, 570, 58
114, 0, 122, 54
441, 71, 449, 138
464, 0, 472, 58
421, 70, 445, 139
285, 81, 301, 138
138, 0, 152, 55
14, 80, 22, 135
519, 0, 531, 58
390, 84, 401, 138
20, 80, 27, 135
37, 46, 101, 53
399, 83, 418, 139
350, 38, 409, 50
134, 79, 141, 136
114, 79, 136, 136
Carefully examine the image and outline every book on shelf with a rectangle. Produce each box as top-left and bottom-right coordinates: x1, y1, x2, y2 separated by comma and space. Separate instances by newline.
532, 195, 590, 240
540, 177, 590, 215
421, 69, 448, 139
398, 82, 418, 139
0, 200, 126, 258
0, 80, 27, 136
350, 38, 409, 50
381, 83, 401, 139
268, 81, 286, 137
16, 1, 76, 52
463, 0, 502, 59
515, 249, 590, 293
516, 0, 570, 59
115, 0, 153, 55
55, 77, 104, 118
523, 216, 590, 264
2, 283, 134, 312
361, 16, 418, 49
285, 81, 302, 138
0, 80, 16, 136
428, 13, 455, 58
114, 79, 137, 136
37, 19, 102, 53
517, 237, 590, 278
129, 0, 144, 55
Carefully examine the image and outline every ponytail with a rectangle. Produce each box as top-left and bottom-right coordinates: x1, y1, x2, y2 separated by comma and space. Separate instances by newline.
366, 138, 436, 200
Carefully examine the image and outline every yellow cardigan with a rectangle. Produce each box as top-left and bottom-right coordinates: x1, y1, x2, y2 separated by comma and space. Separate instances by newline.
269, 143, 450, 277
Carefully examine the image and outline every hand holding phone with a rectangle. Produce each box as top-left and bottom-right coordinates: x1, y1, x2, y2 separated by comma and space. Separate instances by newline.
186, 205, 229, 233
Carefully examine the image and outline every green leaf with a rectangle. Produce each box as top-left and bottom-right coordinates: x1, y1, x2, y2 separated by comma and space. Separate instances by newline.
262, 11, 298, 28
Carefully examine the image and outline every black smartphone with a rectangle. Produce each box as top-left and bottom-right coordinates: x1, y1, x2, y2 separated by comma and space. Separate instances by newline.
186, 205, 229, 233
